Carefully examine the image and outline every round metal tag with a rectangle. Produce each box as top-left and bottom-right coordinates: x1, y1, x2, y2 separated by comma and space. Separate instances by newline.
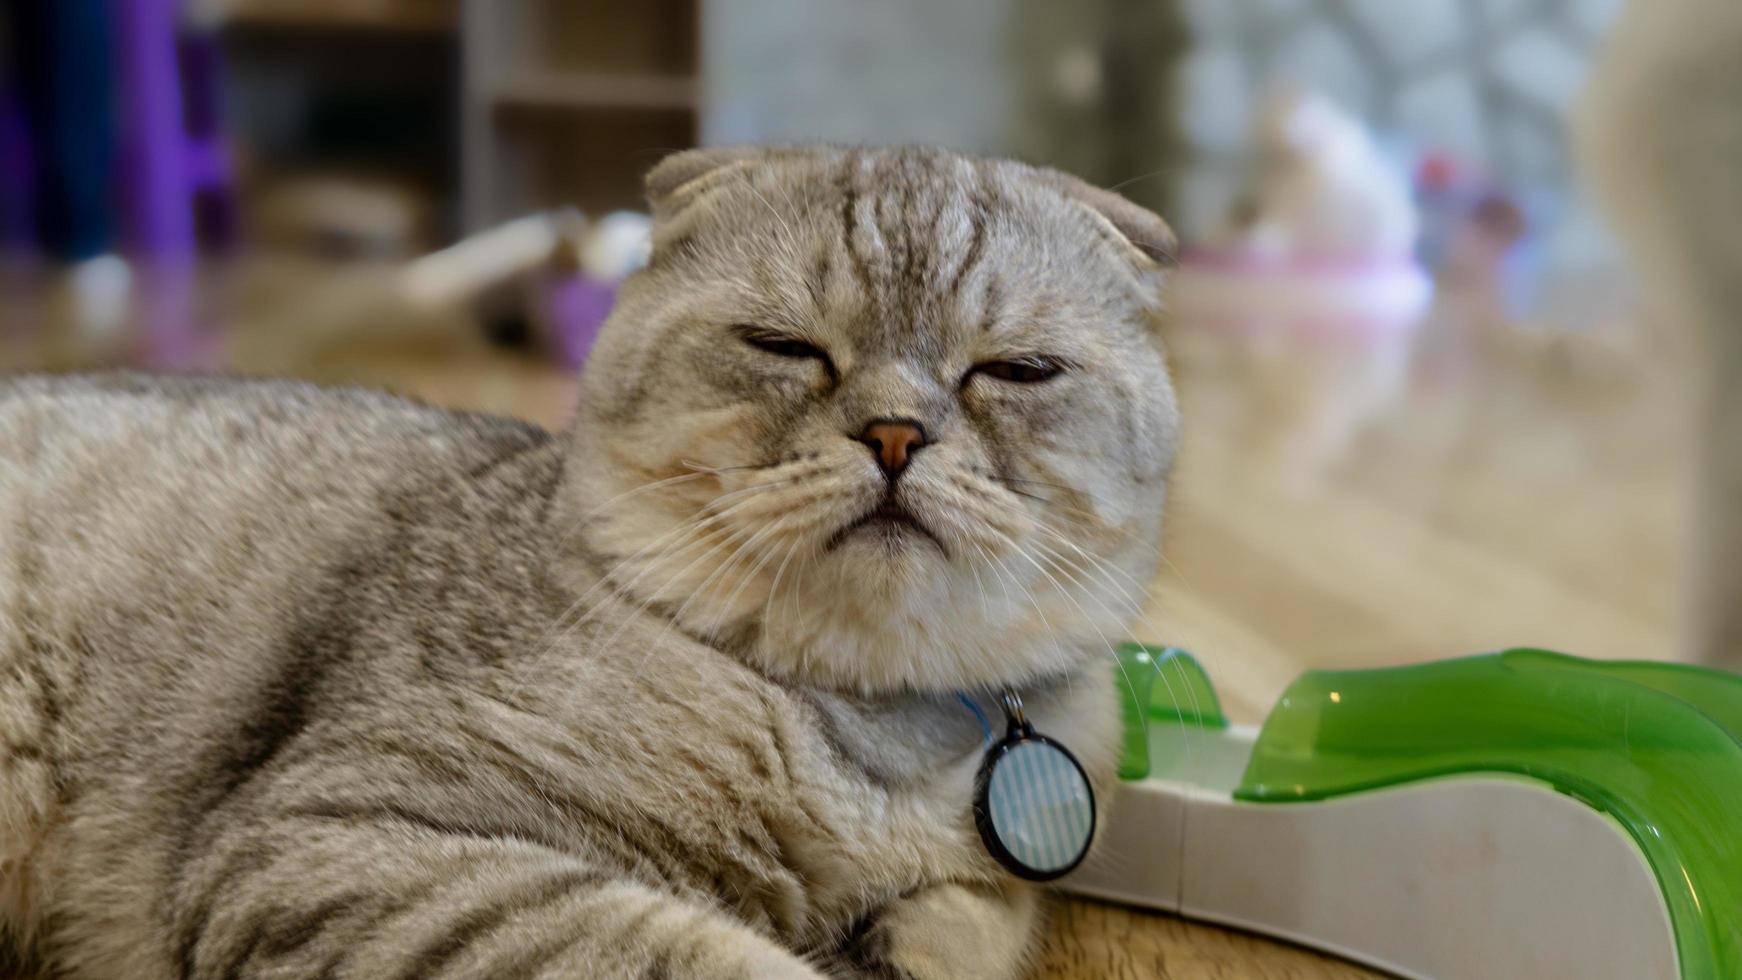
973, 727, 1096, 881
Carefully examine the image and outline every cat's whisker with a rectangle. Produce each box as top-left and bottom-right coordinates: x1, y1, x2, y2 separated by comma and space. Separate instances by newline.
551, 476, 796, 628
779, 540, 819, 647
1017, 533, 1206, 776
632, 508, 816, 670
1055, 512, 1201, 620
1027, 522, 1166, 644
987, 527, 1133, 687
1026, 522, 1210, 758
968, 541, 1016, 620
964, 548, 992, 624
549, 471, 786, 569
549, 469, 761, 558
600, 522, 764, 674
569, 470, 716, 527
743, 180, 803, 261
1105, 164, 1186, 195
678, 458, 785, 475
512, 488, 788, 691
704, 515, 805, 641
532, 515, 712, 656
699, 478, 807, 514
972, 539, 1070, 676
757, 534, 807, 654
622, 493, 833, 656
1035, 516, 1202, 600
503, 523, 725, 700
998, 475, 1081, 493
552, 487, 774, 626
998, 475, 1106, 508
611, 513, 777, 653
711, 533, 802, 648
1031, 522, 1156, 598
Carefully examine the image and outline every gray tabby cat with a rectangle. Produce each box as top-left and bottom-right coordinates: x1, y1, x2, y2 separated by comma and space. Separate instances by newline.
0, 144, 1178, 979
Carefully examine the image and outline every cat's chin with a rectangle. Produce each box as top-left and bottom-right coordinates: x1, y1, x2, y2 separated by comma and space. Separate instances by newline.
754, 624, 1090, 695
745, 552, 1102, 695
823, 497, 950, 560
826, 527, 946, 581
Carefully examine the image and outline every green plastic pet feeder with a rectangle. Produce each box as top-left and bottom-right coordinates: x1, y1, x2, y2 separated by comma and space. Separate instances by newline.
1065, 645, 1742, 979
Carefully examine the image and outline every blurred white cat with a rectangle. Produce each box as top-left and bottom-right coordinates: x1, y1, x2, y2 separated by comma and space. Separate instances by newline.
1213, 89, 1417, 260
1177, 91, 1427, 486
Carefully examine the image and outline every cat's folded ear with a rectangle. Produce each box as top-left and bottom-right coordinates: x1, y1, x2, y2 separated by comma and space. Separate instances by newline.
645, 146, 766, 223
1030, 168, 1178, 269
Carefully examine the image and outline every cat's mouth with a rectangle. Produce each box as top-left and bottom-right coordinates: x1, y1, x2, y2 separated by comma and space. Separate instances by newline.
824, 497, 947, 556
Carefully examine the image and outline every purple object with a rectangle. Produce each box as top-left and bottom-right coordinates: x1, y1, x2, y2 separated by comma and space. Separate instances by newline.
0, 91, 34, 251
111, 0, 236, 256
178, 29, 237, 249
113, 0, 195, 258
544, 274, 618, 368
110, 0, 237, 366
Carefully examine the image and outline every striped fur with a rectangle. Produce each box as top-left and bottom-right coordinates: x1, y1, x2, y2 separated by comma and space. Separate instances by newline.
0, 146, 1178, 979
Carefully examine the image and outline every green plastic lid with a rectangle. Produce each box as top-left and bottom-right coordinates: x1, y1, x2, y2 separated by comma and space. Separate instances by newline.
1231, 649, 1742, 979
1113, 643, 1227, 780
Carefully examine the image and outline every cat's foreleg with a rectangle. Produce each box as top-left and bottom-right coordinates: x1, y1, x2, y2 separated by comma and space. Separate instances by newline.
172, 816, 826, 980
827, 881, 1040, 980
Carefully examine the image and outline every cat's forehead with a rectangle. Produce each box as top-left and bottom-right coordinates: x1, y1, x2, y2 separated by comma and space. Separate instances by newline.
695, 148, 1136, 346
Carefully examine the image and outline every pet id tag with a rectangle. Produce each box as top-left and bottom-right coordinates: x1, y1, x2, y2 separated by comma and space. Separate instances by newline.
971, 690, 1096, 881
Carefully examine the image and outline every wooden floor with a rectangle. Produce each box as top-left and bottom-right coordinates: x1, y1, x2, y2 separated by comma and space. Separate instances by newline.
3, 258, 1689, 978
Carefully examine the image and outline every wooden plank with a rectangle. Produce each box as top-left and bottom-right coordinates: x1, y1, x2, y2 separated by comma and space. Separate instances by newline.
219, 0, 455, 33
492, 69, 699, 111
1037, 899, 1383, 979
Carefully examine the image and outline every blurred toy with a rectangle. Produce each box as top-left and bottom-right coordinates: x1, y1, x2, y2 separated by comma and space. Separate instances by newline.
1211, 89, 1418, 259
534, 235, 612, 367
120, 0, 238, 259
2, 0, 238, 365
1413, 151, 1544, 328
580, 211, 653, 282
1179, 89, 1431, 328
2, 0, 132, 349
1068, 645, 1742, 980
252, 175, 432, 259
0, 90, 33, 251
1170, 91, 1431, 483
234, 209, 573, 369
533, 210, 651, 367
231, 206, 653, 373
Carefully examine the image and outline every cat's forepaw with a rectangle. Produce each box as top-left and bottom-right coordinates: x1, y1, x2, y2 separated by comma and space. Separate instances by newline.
860, 882, 1037, 980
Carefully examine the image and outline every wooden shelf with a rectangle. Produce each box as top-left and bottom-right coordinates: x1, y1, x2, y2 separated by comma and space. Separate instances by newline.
491, 70, 698, 112
461, 0, 699, 231
220, 0, 455, 34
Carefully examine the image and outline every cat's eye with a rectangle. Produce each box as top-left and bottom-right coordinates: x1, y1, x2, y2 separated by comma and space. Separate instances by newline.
738, 328, 828, 363
969, 357, 1066, 385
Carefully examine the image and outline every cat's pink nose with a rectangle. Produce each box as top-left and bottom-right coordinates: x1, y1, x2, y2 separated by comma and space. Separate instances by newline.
857, 419, 927, 479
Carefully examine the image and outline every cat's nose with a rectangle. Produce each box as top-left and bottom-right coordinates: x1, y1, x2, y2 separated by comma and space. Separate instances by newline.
856, 418, 928, 480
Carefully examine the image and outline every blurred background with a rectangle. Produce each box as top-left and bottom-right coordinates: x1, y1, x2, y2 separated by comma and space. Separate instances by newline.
4, 2, 1718, 972
0, 0, 1682, 722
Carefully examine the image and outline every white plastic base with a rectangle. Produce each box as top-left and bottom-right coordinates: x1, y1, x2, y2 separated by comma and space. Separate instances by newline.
1064, 726, 1677, 979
